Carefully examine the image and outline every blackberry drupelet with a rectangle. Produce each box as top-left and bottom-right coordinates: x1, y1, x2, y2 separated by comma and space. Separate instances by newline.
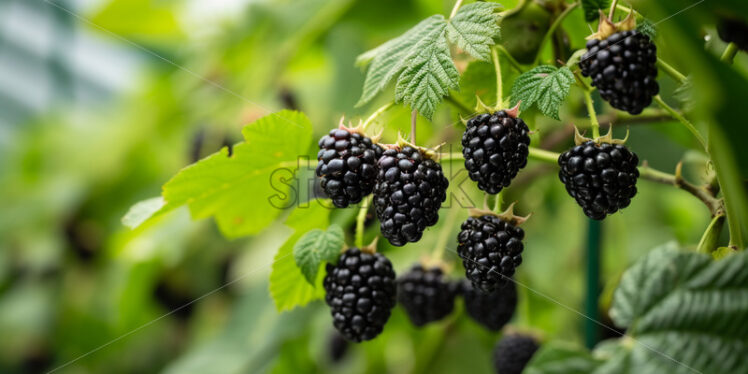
558, 141, 639, 220
462, 111, 531, 194
323, 248, 396, 342
718, 17, 748, 52
462, 280, 517, 331
580, 30, 658, 115
316, 127, 383, 208
397, 264, 457, 326
493, 334, 540, 374
457, 214, 525, 292
374, 146, 449, 246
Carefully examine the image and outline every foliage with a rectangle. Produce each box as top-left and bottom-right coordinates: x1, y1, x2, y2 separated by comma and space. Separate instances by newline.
511, 65, 575, 120
581, 0, 611, 22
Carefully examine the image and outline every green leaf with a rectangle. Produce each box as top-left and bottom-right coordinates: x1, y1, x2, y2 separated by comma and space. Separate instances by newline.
269, 201, 332, 312
395, 35, 459, 119
446, 2, 501, 61
356, 15, 447, 107
581, 0, 611, 22
121, 196, 165, 229
454, 61, 497, 110
142, 110, 312, 238
511, 65, 575, 120
525, 343, 602, 374
293, 225, 344, 285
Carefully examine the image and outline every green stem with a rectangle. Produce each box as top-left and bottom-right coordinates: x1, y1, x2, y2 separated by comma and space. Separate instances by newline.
608, 0, 619, 19
721, 42, 739, 64
496, 45, 525, 72
582, 89, 600, 138
528, 147, 560, 163
495, 190, 504, 212
535, 1, 580, 65
411, 109, 418, 144
656, 58, 688, 85
449, 0, 464, 19
697, 214, 726, 254
492, 46, 503, 108
361, 101, 394, 130
653, 95, 707, 151
355, 195, 372, 248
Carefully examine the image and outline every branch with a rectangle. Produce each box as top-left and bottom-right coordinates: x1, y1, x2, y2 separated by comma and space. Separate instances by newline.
638, 161, 723, 216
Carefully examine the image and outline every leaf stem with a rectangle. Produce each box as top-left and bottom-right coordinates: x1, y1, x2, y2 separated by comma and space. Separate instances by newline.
492, 46, 503, 108
653, 95, 707, 151
582, 89, 600, 138
535, 1, 580, 65
355, 195, 373, 248
656, 58, 688, 85
449, 0, 464, 19
362, 101, 395, 130
721, 42, 739, 64
495, 45, 525, 72
528, 147, 560, 163
411, 109, 418, 144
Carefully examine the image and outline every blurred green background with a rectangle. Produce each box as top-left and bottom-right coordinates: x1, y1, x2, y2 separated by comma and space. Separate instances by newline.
0, 0, 746, 373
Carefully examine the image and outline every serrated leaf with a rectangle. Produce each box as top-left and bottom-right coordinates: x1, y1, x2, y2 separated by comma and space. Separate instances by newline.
395, 35, 459, 119
581, 0, 611, 22
525, 343, 602, 374
148, 110, 312, 238
511, 65, 574, 120
269, 201, 331, 312
446, 2, 501, 61
636, 18, 657, 39
293, 225, 344, 284
356, 15, 447, 107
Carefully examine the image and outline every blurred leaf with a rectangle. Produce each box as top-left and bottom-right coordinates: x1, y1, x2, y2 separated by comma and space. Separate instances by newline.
270, 201, 332, 312
293, 224, 344, 284
455, 61, 497, 109
446, 2, 502, 61
581, 0, 610, 22
91, 0, 185, 44
121, 196, 165, 229
511, 65, 574, 120
525, 343, 601, 374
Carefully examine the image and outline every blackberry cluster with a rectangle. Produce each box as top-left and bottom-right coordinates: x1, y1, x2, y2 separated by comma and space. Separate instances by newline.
580, 30, 658, 115
323, 248, 397, 342
316, 128, 383, 208
397, 264, 458, 327
462, 111, 531, 194
558, 141, 639, 220
462, 280, 517, 331
493, 334, 540, 374
374, 146, 449, 246
457, 215, 524, 292
718, 17, 748, 52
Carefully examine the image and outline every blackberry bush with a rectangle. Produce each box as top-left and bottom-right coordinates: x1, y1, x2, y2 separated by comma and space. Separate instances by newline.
323, 247, 397, 342
397, 264, 457, 327
373, 144, 449, 246
580, 13, 658, 115
316, 125, 383, 208
558, 136, 639, 220
493, 334, 540, 374
457, 208, 526, 293
462, 109, 531, 194
462, 280, 517, 331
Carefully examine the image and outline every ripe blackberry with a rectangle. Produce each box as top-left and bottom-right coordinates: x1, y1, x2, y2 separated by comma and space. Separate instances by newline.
374, 146, 449, 246
462, 280, 517, 331
457, 212, 525, 293
323, 247, 396, 342
316, 126, 383, 208
580, 30, 658, 115
493, 334, 540, 374
397, 264, 457, 327
462, 110, 531, 194
718, 17, 748, 52
558, 140, 639, 220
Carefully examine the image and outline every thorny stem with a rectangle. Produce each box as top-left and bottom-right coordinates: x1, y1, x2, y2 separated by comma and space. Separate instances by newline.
656, 58, 688, 85
582, 89, 600, 138
362, 101, 394, 130
535, 1, 580, 65
653, 95, 708, 151
721, 42, 739, 64
495, 45, 525, 72
492, 46, 503, 108
411, 109, 418, 144
449, 0, 464, 19
355, 195, 373, 248
432, 206, 460, 261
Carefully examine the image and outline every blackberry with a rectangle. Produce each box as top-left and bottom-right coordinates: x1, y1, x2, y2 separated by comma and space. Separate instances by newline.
462, 110, 531, 194
397, 264, 457, 326
558, 140, 639, 220
493, 334, 540, 374
328, 332, 349, 363
323, 247, 396, 342
462, 280, 517, 331
457, 212, 525, 292
580, 30, 658, 115
374, 146, 449, 246
316, 126, 383, 208
718, 17, 748, 52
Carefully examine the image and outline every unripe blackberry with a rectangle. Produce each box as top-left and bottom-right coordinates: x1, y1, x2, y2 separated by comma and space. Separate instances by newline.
374, 146, 449, 246
457, 212, 525, 293
718, 17, 748, 52
558, 140, 639, 220
580, 30, 658, 115
462, 111, 531, 194
397, 264, 457, 327
323, 248, 396, 342
316, 127, 383, 208
493, 334, 540, 374
462, 280, 517, 331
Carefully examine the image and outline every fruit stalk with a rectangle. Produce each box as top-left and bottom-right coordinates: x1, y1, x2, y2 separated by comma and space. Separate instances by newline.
492, 46, 503, 108
582, 89, 600, 138
656, 58, 688, 85
721, 42, 738, 64
362, 101, 394, 129
653, 95, 707, 150
411, 109, 418, 144
449, 0, 464, 19
355, 195, 373, 248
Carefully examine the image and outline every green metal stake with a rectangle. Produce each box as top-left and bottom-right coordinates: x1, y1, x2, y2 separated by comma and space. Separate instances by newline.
584, 218, 602, 349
